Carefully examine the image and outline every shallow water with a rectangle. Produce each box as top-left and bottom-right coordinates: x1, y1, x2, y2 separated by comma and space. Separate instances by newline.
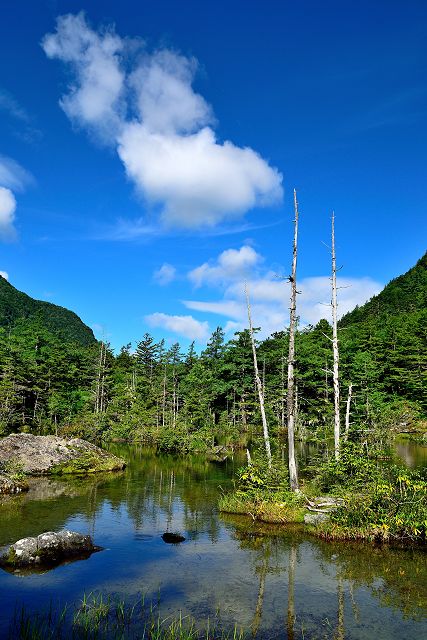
0, 445, 426, 639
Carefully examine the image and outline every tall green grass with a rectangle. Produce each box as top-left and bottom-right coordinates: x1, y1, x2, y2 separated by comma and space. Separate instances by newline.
7, 592, 244, 640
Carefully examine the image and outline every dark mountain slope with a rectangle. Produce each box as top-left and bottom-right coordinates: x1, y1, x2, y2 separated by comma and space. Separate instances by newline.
0, 276, 96, 346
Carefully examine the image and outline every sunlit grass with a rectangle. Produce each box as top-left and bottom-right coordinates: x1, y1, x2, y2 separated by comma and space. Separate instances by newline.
8, 592, 245, 640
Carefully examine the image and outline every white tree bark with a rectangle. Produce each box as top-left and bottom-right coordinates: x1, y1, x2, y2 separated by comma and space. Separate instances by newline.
245, 282, 272, 467
94, 341, 106, 414
287, 189, 299, 492
331, 212, 341, 459
344, 383, 353, 441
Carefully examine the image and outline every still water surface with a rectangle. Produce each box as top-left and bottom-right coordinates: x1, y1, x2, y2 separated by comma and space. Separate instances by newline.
0, 445, 426, 639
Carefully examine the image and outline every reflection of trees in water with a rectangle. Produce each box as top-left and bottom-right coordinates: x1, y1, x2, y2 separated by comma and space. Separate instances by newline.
334, 578, 344, 640
1, 445, 235, 547
112, 446, 234, 542
229, 517, 426, 638
286, 543, 296, 640
2, 446, 426, 635
0, 472, 122, 545
314, 539, 427, 621
237, 531, 346, 640
231, 531, 298, 638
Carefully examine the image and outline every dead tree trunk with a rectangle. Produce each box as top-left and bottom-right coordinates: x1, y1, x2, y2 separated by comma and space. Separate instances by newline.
344, 383, 353, 441
245, 282, 272, 467
287, 189, 299, 492
94, 341, 106, 414
331, 212, 341, 460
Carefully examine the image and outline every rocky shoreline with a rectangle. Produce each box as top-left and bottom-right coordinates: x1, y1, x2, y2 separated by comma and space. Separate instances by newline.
0, 433, 126, 494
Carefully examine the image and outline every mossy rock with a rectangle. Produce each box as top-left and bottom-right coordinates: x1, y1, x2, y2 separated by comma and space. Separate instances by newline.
50, 452, 124, 475
0, 434, 126, 476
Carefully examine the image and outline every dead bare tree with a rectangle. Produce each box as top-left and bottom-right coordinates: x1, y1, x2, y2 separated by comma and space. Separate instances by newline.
94, 341, 107, 414
287, 189, 299, 491
245, 282, 272, 467
344, 383, 353, 441
331, 212, 341, 459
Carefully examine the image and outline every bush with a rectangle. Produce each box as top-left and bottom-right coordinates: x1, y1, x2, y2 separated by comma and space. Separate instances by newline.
315, 442, 383, 492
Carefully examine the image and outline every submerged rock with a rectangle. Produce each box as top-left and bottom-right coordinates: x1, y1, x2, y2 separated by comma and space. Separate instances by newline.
0, 473, 29, 495
0, 433, 126, 475
0, 530, 101, 569
162, 532, 186, 544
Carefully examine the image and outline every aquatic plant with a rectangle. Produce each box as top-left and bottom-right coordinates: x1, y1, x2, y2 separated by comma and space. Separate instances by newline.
8, 592, 244, 640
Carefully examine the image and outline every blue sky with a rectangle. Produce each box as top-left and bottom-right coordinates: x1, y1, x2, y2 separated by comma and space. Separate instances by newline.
0, 0, 426, 350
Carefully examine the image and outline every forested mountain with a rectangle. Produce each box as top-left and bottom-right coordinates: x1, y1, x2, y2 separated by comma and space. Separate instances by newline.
336, 252, 427, 418
340, 252, 427, 326
0, 255, 425, 444
0, 276, 96, 346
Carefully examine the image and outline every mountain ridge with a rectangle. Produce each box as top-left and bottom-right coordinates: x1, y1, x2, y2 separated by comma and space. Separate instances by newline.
339, 251, 427, 327
0, 276, 96, 346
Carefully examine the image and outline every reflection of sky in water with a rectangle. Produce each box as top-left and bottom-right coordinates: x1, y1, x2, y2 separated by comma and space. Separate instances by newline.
0, 446, 426, 639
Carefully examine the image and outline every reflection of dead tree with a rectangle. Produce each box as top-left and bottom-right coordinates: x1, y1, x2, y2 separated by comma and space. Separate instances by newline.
286, 543, 297, 640
252, 559, 267, 636
334, 578, 345, 640
349, 582, 360, 623
166, 470, 175, 532
251, 539, 273, 637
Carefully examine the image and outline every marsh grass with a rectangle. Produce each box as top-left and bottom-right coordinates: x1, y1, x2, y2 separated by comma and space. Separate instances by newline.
7, 592, 244, 640
219, 445, 427, 543
219, 491, 306, 524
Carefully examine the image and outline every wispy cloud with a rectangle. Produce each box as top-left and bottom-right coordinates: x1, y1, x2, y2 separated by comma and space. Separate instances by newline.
153, 263, 176, 286
0, 89, 43, 143
99, 216, 282, 242
42, 12, 283, 232
0, 89, 30, 122
0, 155, 34, 192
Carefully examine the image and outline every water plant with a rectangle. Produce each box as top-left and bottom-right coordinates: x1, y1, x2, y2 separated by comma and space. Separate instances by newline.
7, 593, 245, 640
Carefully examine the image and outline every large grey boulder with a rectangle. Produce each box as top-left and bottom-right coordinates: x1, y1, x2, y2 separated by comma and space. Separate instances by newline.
0, 530, 100, 568
0, 433, 125, 475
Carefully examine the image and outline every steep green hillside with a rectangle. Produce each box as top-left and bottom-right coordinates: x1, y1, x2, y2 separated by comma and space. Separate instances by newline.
340, 252, 427, 327
0, 276, 96, 346
336, 252, 427, 417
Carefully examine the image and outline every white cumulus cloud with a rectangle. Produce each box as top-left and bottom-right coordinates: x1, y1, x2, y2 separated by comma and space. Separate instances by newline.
146, 312, 209, 341
0, 187, 17, 241
42, 12, 125, 141
188, 245, 262, 287
0, 270, 9, 280
153, 263, 176, 285
183, 246, 384, 337
0, 155, 34, 242
42, 13, 283, 230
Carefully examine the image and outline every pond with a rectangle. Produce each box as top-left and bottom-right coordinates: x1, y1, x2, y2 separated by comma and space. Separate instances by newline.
0, 445, 426, 639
